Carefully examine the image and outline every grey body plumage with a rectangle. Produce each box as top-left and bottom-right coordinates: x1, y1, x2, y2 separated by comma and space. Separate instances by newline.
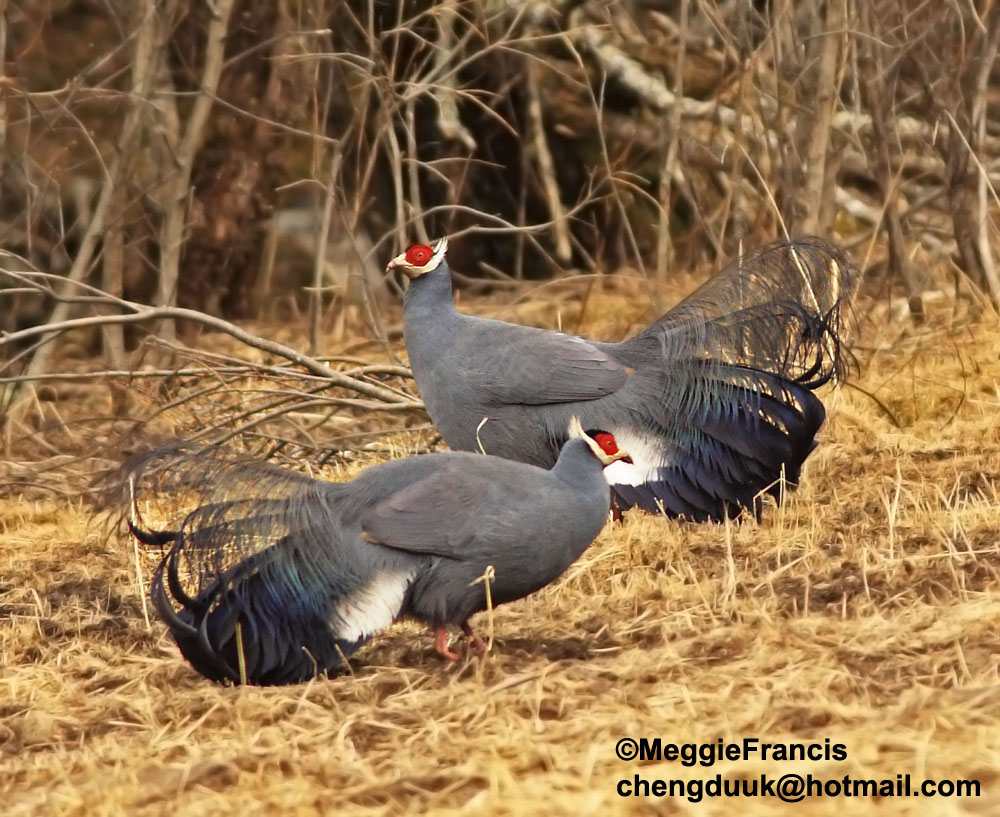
129, 431, 624, 685
395, 237, 859, 521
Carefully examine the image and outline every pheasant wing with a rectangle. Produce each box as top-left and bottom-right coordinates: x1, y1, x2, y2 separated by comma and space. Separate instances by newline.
476, 330, 628, 405
603, 363, 825, 521
362, 461, 522, 556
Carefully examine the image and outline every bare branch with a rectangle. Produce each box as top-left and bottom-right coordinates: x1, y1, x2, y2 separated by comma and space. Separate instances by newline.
972, 12, 1000, 305
156, 0, 236, 340
525, 59, 571, 265
432, 0, 478, 151
310, 143, 344, 356
0, 269, 420, 406
796, 1, 845, 235
655, 0, 688, 289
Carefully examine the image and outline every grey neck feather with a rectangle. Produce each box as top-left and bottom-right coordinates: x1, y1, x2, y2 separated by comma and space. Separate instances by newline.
403, 262, 457, 321
551, 438, 604, 487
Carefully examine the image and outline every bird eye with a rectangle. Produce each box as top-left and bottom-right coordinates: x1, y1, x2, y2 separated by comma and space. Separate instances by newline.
405, 245, 433, 265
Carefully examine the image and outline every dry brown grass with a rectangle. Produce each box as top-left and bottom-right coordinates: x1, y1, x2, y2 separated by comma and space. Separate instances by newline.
2, 290, 1000, 816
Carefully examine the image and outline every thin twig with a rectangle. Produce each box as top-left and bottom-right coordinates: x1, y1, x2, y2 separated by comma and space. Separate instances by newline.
311, 143, 344, 356
655, 0, 688, 296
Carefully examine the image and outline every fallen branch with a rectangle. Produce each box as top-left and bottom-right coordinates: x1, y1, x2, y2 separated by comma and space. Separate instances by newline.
0, 269, 421, 407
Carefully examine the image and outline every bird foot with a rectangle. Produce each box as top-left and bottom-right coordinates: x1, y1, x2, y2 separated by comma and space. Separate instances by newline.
434, 627, 460, 662
461, 621, 489, 654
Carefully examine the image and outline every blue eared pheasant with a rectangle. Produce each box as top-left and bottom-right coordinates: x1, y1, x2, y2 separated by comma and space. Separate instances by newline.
128, 421, 630, 685
389, 237, 858, 522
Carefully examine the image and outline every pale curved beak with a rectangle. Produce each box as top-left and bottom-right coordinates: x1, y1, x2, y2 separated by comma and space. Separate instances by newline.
600, 447, 632, 467
385, 249, 408, 275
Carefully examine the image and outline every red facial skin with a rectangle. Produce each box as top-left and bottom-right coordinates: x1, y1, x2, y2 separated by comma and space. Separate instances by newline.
592, 432, 633, 464
593, 432, 619, 456
406, 245, 433, 266
594, 431, 631, 521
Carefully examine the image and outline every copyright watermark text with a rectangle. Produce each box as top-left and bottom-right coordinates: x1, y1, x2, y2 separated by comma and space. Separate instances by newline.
614, 737, 847, 765
613, 739, 980, 802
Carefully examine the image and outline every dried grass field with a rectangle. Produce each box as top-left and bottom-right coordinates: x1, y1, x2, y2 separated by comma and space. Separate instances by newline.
2, 285, 1000, 816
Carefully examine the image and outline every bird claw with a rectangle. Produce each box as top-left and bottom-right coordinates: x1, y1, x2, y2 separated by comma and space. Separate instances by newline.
434, 627, 460, 662
462, 621, 488, 654
434, 623, 489, 661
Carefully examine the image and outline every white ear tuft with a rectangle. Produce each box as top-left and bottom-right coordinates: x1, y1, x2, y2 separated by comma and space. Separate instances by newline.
426, 236, 449, 269
567, 416, 585, 439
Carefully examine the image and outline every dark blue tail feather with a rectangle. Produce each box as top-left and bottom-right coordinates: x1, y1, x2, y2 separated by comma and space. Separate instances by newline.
150, 539, 367, 685
612, 374, 825, 521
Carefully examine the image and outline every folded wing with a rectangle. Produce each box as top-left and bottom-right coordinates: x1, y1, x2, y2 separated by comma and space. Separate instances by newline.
477, 330, 628, 405
361, 461, 520, 555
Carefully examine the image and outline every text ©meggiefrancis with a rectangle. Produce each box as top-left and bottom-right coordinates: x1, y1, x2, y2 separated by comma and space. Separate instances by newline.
622, 737, 848, 767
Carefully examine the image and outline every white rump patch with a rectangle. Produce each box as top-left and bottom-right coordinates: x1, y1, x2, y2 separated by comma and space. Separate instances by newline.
332, 569, 416, 643
601, 429, 670, 487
